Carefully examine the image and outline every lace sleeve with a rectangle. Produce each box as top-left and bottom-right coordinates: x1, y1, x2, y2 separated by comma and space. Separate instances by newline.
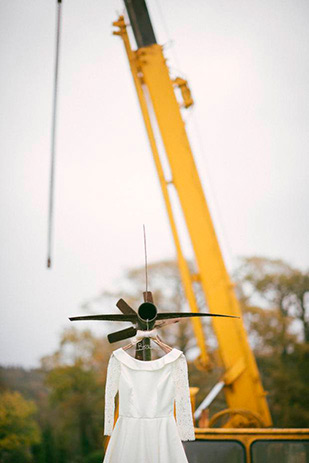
173, 354, 195, 441
104, 354, 121, 436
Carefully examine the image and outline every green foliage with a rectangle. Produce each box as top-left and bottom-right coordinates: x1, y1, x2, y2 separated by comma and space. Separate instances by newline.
0, 330, 110, 463
40, 329, 109, 462
257, 342, 309, 427
85, 448, 105, 463
0, 390, 40, 463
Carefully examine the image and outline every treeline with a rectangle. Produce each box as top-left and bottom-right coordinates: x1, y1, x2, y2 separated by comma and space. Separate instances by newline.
0, 256, 308, 463
0, 331, 112, 463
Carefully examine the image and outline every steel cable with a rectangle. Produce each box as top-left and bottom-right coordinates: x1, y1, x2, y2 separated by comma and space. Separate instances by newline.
47, 0, 62, 268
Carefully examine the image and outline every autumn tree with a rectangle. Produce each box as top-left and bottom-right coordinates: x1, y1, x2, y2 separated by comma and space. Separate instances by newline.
40, 329, 111, 463
234, 256, 309, 351
0, 390, 40, 463
234, 256, 309, 426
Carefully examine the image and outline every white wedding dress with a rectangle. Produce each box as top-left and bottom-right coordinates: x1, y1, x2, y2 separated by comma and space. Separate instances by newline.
103, 347, 195, 463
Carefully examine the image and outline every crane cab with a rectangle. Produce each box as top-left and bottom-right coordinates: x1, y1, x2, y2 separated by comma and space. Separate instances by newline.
186, 429, 309, 463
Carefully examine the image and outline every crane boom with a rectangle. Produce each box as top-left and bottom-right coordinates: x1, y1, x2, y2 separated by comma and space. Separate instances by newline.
114, 0, 272, 426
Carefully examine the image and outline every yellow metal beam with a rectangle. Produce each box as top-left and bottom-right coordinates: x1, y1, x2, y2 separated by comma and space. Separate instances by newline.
113, 17, 210, 369
114, 16, 272, 426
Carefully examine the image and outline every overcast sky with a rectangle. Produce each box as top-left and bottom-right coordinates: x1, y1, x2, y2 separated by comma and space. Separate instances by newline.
1, 0, 308, 368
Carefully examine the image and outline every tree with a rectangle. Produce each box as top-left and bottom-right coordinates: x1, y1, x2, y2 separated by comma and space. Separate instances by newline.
234, 256, 309, 350
40, 329, 111, 463
0, 390, 40, 463
234, 256, 309, 426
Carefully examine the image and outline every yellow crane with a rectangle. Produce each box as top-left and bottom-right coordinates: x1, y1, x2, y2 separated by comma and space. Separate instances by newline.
113, 3, 270, 426
111, 1, 309, 461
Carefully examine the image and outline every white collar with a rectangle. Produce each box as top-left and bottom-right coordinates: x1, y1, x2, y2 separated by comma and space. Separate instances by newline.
113, 347, 183, 371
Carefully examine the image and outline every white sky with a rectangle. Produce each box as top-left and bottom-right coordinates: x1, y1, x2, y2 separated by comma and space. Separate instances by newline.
1, 0, 308, 368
